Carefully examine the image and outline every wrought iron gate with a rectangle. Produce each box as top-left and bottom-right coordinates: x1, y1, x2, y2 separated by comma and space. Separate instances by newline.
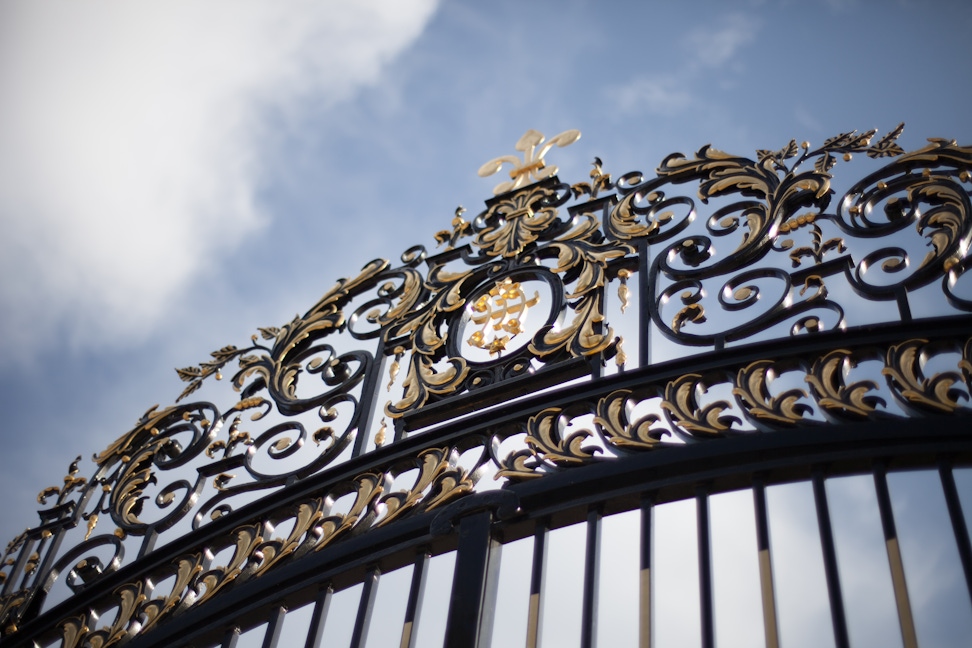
2, 126, 972, 648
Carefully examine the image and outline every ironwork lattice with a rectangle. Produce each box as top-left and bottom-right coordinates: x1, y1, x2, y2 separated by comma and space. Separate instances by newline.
2, 126, 971, 648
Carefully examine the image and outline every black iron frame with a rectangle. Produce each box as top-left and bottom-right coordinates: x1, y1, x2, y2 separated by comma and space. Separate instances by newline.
3, 127, 972, 648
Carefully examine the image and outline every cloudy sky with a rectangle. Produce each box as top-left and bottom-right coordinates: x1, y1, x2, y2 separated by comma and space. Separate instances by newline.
1, 0, 971, 643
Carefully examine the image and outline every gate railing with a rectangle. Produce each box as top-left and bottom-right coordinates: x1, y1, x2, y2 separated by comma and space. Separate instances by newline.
2, 126, 971, 647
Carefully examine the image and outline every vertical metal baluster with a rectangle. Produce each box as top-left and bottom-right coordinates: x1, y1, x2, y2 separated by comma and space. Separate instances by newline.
443, 510, 496, 648
639, 496, 654, 648
304, 585, 333, 648
939, 459, 972, 605
262, 605, 287, 648
400, 551, 429, 648
752, 476, 780, 648
638, 239, 651, 367
581, 507, 602, 648
350, 568, 380, 648
697, 485, 714, 648
811, 468, 850, 648
221, 626, 240, 648
526, 519, 549, 648
353, 346, 387, 456
872, 461, 917, 648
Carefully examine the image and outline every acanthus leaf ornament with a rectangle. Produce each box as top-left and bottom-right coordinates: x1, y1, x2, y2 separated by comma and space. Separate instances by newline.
595, 389, 670, 450
732, 360, 813, 427
805, 349, 887, 420
883, 339, 969, 414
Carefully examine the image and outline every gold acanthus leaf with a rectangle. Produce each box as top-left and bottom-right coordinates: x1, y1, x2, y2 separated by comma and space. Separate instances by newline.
883, 339, 967, 414
732, 361, 812, 426
805, 350, 885, 419
662, 374, 739, 436
595, 390, 670, 449
524, 408, 601, 468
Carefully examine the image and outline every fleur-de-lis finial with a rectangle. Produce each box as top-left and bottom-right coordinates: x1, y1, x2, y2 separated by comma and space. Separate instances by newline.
477, 129, 581, 195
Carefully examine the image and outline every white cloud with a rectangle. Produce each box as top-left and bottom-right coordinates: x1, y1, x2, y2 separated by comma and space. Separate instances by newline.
616, 76, 693, 115
613, 12, 758, 118
0, 0, 439, 362
686, 13, 759, 70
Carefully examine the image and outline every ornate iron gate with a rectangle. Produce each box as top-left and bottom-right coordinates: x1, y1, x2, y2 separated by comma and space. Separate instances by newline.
2, 126, 971, 648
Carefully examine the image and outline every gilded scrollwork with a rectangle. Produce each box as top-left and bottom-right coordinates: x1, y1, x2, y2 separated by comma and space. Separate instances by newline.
805, 349, 886, 419
5, 127, 972, 647
883, 339, 969, 414
594, 389, 670, 450
662, 373, 740, 437
732, 360, 813, 427
176, 257, 388, 413
23, 442, 487, 648
524, 407, 602, 468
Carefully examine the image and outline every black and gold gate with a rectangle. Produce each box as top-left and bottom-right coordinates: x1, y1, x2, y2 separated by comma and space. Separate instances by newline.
2, 127, 972, 648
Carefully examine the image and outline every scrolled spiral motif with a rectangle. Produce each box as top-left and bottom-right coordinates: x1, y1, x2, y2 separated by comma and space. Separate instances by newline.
5, 126, 972, 648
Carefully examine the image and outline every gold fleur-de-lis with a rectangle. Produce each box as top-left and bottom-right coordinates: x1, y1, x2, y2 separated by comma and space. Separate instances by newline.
477, 129, 581, 195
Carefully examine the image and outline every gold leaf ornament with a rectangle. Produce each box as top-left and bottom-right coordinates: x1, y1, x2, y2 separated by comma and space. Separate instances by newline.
805, 350, 885, 418
883, 339, 968, 413
524, 407, 601, 467
595, 390, 669, 449
732, 361, 812, 426
662, 374, 739, 436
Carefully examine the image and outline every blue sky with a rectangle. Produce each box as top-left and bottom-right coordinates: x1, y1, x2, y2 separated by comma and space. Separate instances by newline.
1, 0, 971, 637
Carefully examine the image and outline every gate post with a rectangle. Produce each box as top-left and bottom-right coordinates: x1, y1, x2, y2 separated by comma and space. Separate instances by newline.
433, 491, 518, 648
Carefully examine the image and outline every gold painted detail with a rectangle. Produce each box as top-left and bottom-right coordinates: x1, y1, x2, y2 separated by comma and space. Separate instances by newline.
24, 447, 476, 648
37, 456, 86, 505
467, 278, 540, 355
571, 157, 613, 199
478, 129, 581, 196
497, 336, 972, 480
663, 374, 739, 436
595, 389, 669, 449
434, 206, 473, 250
785, 223, 846, 267
733, 361, 812, 426
3, 336, 972, 643
475, 184, 562, 258
175, 258, 389, 410
7, 127, 972, 644
806, 350, 886, 419
617, 268, 631, 314
883, 339, 968, 413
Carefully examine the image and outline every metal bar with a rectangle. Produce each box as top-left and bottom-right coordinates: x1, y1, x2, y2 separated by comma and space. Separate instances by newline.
639, 496, 653, 648
939, 459, 972, 606
261, 605, 287, 648
353, 350, 386, 456
811, 468, 849, 648
697, 485, 714, 648
896, 288, 913, 321
304, 585, 333, 648
137, 530, 158, 561
221, 626, 240, 648
526, 519, 549, 648
752, 476, 780, 648
400, 551, 429, 648
581, 507, 602, 648
443, 510, 494, 648
478, 531, 504, 648
872, 461, 918, 648
638, 239, 651, 367
350, 568, 380, 648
